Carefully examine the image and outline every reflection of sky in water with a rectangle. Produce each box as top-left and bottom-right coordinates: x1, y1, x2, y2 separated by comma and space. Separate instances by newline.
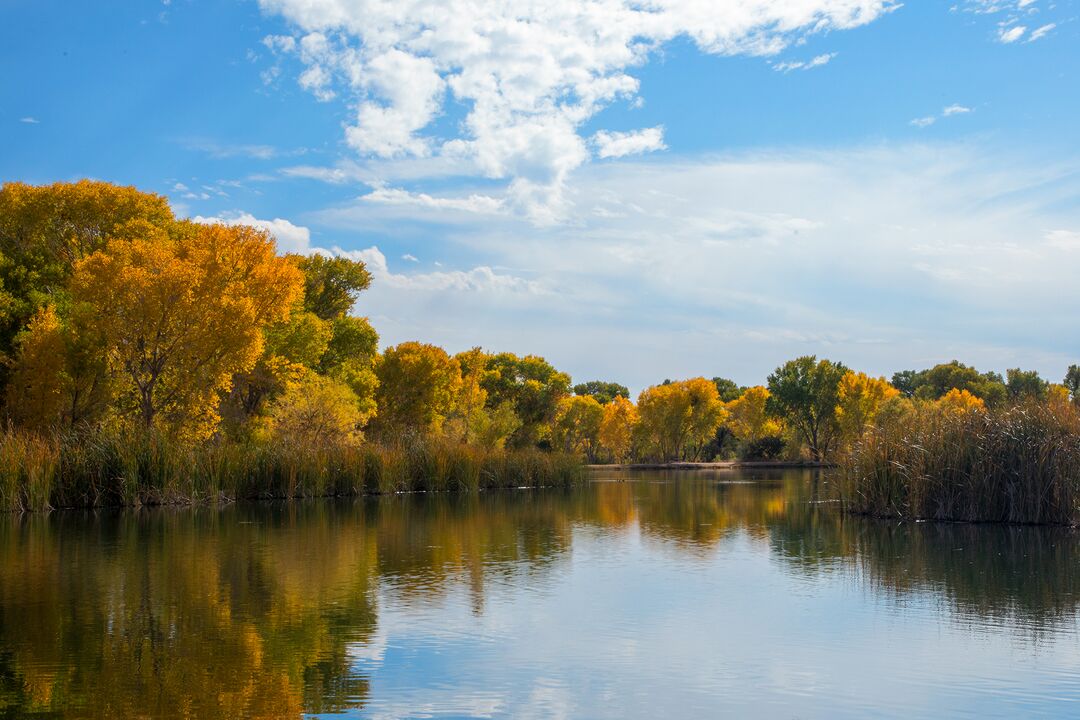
328, 478, 1080, 719
2, 470, 1079, 719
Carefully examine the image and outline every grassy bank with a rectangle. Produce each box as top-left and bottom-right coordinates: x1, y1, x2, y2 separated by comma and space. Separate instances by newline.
0, 430, 584, 512
837, 401, 1080, 525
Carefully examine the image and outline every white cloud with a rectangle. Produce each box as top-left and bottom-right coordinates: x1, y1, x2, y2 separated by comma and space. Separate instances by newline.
911, 103, 974, 128
402, 253, 419, 262
1028, 23, 1056, 41
361, 186, 505, 215
192, 212, 313, 253
345, 246, 541, 295
19, 116, 39, 124
592, 127, 667, 159
773, 52, 837, 72
1045, 229, 1080, 250
256, 0, 899, 219
998, 25, 1027, 42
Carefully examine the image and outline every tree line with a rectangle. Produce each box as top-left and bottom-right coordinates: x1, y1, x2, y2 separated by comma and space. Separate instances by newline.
1, 181, 1076, 467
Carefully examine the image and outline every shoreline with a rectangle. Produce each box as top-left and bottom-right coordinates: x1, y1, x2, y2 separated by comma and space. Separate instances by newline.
587, 461, 836, 470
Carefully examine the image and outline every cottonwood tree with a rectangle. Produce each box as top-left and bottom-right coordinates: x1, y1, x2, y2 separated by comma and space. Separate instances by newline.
481, 353, 571, 448
836, 371, 899, 448
71, 221, 302, 439
636, 377, 726, 462
766, 356, 848, 461
598, 395, 638, 463
373, 342, 461, 436
572, 380, 629, 405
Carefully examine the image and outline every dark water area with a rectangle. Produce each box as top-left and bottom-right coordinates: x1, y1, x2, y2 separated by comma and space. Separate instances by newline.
1, 469, 1079, 719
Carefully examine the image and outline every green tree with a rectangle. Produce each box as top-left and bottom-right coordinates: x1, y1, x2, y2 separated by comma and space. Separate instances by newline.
1065, 365, 1080, 405
572, 380, 629, 405
711, 377, 745, 403
481, 353, 571, 448
766, 356, 848, 461
551, 395, 604, 459
1006, 368, 1048, 401
890, 370, 919, 398
296, 254, 371, 321
907, 361, 1006, 406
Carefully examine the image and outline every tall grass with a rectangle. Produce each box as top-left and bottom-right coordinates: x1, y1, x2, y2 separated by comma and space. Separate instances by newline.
837, 401, 1080, 525
0, 429, 584, 512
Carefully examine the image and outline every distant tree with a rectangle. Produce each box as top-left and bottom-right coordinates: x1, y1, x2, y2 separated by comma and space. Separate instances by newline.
481, 353, 571, 447
572, 380, 629, 405
71, 221, 303, 439
725, 386, 781, 443
836, 371, 899, 448
1063, 365, 1080, 404
937, 388, 985, 415
711, 377, 745, 403
636, 378, 726, 462
551, 395, 604, 460
374, 342, 461, 436
268, 374, 364, 446
598, 395, 638, 463
909, 361, 1006, 407
766, 356, 848, 461
890, 370, 919, 398
295, 254, 371, 321
1006, 368, 1048, 401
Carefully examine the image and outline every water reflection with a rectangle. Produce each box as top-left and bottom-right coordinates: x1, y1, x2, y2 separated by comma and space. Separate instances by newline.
0, 470, 1078, 718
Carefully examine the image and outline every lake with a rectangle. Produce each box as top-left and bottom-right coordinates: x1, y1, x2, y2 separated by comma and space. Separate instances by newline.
1, 468, 1079, 719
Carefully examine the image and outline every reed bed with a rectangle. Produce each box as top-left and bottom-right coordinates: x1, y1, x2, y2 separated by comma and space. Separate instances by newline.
838, 401, 1080, 525
0, 430, 584, 511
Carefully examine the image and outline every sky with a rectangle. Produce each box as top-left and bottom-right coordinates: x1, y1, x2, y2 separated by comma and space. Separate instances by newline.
1, 0, 1078, 392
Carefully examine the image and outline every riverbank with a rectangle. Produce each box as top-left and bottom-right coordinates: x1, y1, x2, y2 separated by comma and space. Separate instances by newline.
0, 430, 584, 512
589, 461, 834, 470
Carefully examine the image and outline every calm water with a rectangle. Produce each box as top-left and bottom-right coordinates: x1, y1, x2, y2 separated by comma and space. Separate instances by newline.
2, 469, 1080, 719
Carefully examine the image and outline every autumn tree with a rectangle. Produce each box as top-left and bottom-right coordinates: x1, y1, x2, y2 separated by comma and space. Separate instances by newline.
895, 361, 1007, 407
373, 342, 461, 437
725, 386, 781, 443
551, 395, 604, 460
443, 348, 522, 447
835, 371, 899, 447
636, 378, 726, 462
572, 380, 629, 405
598, 395, 638, 463
766, 356, 848, 461
268, 374, 365, 446
0, 180, 175, 384
481, 353, 570, 447
937, 387, 986, 414
71, 221, 303, 439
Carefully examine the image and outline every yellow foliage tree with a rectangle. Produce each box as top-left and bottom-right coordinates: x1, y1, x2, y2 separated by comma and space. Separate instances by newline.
725, 386, 782, 442
374, 342, 462, 436
5, 306, 66, 432
636, 378, 726, 461
836, 371, 900, 445
70, 222, 303, 440
598, 395, 638, 463
268, 374, 365, 446
937, 387, 986, 415
551, 395, 604, 459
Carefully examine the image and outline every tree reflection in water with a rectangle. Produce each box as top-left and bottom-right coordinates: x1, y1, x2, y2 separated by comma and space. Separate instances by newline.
1, 470, 1077, 717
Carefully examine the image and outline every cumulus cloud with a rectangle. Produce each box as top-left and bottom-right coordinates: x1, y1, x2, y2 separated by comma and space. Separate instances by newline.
361, 186, 505, 214
192, 212, 313, 253
593, 127, 667, 159
256, 0, 899, 219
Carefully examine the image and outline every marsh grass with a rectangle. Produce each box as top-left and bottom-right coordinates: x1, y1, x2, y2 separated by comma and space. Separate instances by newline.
838, 401, 1080, 524
0, 429, 584, 511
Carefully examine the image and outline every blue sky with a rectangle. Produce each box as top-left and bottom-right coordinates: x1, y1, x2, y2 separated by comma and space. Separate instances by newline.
2, 0, 1078, 391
